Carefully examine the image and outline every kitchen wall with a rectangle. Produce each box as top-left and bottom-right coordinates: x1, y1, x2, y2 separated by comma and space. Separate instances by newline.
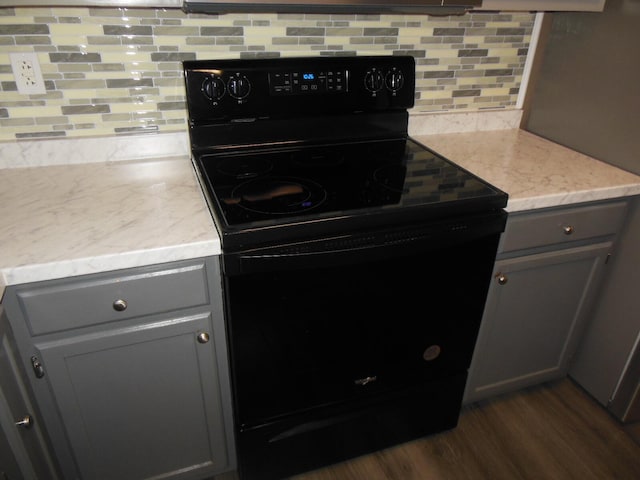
0, 7, 534, 142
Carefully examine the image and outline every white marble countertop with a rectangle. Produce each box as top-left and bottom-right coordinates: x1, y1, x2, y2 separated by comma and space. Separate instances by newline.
0, 155, 220, 298
2, 113, 640, 299
414, 129, 640, 212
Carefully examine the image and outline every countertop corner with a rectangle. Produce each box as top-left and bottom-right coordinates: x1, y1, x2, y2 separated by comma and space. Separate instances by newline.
414, 129, 640, 212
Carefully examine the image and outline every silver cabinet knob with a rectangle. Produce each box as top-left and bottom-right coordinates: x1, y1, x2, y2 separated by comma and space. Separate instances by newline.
15, 414, 33, 429
563, 225, 574, 235
496, 273, 508, 285
31, 356, 45, 379
197, 332, 210, 344
113, 299, 127, 311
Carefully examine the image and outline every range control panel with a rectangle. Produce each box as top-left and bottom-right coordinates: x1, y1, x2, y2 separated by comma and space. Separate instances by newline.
269, 69, 348, 95
183, 56, 415, 124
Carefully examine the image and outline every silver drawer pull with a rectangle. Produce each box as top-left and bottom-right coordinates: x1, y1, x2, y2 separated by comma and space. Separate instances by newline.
496, 273, 508, 285
354, 375, 377, 386
15, 414, 33, 429
197, 332, 210, 344
563, 225, 574, 235
113, 299, 128, 311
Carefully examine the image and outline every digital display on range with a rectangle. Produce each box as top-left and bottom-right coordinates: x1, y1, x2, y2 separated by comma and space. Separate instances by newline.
269, 69, 347, 95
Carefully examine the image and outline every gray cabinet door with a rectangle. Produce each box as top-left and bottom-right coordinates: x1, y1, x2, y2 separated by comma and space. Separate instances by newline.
0, 424, 23, 480
35, 312, 229, 480
464, 242, 611, 403
0, 312, 61, 480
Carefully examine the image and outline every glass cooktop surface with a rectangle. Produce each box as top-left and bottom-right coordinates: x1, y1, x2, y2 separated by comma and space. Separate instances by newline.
196, 137, 506, 230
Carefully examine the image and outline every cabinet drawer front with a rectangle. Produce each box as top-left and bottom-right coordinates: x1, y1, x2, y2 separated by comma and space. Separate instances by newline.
500, 201, 628, 253
16, 261, 210, 335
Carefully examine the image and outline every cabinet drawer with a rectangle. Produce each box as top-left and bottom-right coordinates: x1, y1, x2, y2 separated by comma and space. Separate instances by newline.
16, 261, 210, 335
500, 201, 628, 253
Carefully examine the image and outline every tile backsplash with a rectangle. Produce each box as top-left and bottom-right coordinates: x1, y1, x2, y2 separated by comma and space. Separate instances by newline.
0, 7, 534, 141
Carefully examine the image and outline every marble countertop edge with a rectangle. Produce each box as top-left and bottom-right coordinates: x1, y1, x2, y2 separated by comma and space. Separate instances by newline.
506, 184, 640, 213
1, 239, 221, 299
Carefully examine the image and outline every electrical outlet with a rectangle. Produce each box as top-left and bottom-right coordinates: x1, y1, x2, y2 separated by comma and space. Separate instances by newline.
10, 52, 46, 95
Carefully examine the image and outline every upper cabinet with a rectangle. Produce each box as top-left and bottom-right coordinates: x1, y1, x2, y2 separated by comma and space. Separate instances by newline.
0, 0, 606, 12
0, 0, 182, 6
477, 0, 606, 11
181, 0, 480, 15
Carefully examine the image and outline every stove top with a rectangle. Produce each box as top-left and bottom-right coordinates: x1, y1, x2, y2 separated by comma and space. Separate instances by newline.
194, 137, 507, 249
183, 56, 508, 251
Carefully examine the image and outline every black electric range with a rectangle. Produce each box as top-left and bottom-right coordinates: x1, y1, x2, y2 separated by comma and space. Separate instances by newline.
184, 56, 508, 480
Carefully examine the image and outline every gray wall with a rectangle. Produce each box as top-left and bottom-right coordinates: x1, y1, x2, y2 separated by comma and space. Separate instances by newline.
525, 0, 640, 175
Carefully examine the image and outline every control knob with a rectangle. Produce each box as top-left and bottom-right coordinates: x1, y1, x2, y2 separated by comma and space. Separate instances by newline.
228, 74, 251, 100
386, 68, 405, 93
364, 69, 384, 93
202, 75, 225, 102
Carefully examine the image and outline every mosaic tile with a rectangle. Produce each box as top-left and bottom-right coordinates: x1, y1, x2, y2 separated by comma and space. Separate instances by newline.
61, 104, 110, 115
286, 27, 324, 35
2, 117, 35, 126
106, 78, 154, 88
0, 7, 533, 141
0, 24, 49, 35
16, 131, 66, 138
201, 26, 244, 36
103, 25, 152, 36
49, 52, 101, 62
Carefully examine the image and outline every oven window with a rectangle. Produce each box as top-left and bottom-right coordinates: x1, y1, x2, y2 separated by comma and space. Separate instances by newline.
224, 234, 499, 429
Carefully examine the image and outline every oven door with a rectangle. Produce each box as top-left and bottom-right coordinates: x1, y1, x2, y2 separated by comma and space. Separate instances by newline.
222, 211, 506, 431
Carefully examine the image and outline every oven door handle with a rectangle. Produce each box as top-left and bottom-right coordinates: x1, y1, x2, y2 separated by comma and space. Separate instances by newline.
223, 211, 506, 275
232, 240, 420, 273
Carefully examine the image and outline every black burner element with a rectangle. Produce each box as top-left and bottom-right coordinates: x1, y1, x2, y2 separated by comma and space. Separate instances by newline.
373, 164, 408, 193
225, 177, 327, 214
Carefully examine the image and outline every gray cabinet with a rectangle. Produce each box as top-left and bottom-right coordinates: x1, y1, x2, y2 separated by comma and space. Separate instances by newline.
0, 308, 61, 480
569, 197, 640, 421
0, 0, 606, 10
478, 0, 606, 11
2, 257, 235, 480
0, 424, 22, 480
464, 200, 628, 403
0, 0, 181, 6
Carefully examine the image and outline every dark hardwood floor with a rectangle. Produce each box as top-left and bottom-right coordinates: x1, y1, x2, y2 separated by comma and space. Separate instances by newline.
214, 379, 640, 480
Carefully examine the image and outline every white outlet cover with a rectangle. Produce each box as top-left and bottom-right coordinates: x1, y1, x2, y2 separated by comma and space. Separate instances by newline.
10, 52, 46, 95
